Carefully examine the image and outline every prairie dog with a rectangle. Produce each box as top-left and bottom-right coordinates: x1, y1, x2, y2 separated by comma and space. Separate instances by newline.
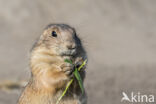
18, 24, 87, 104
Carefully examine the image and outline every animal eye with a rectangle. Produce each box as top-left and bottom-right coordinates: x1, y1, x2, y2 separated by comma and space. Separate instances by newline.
51, 31, 57, 37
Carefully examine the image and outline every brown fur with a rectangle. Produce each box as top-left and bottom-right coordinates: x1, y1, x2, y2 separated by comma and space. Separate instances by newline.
18, 24, 87, 104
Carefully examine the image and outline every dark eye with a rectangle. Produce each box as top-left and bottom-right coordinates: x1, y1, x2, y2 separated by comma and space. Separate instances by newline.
51, 31, 57, 37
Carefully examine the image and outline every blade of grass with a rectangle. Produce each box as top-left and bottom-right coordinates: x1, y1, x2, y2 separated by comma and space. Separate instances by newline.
74, 68, 84, 94
64, 59, 73, 65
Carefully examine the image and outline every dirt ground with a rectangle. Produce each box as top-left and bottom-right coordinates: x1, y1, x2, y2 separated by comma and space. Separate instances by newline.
0, 0, 156, 104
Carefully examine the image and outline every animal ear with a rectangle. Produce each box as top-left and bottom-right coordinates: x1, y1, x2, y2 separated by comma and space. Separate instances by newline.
44, 24, 54, 30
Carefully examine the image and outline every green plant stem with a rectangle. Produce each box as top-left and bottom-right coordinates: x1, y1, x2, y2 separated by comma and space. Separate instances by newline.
56, 79, 74, 104
56, 59, 87, 104
78, 60, 87, 71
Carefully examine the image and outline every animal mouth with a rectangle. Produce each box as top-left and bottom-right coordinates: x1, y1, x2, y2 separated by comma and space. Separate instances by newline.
61, 49, 77, 56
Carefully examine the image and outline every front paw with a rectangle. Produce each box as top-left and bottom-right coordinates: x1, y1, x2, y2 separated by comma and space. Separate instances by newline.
75, 57, 83, 67
75, 57, 86, 70
60, 63, 74, 77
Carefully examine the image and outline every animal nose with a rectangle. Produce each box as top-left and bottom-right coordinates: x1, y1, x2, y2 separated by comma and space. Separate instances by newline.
67, 43, 76, 49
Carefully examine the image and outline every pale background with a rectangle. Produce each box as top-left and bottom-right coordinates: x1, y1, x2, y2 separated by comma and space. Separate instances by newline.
0, 0, 156, 104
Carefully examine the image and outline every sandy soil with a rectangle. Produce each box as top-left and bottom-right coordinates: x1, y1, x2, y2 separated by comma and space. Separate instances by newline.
0, 0, 156, 104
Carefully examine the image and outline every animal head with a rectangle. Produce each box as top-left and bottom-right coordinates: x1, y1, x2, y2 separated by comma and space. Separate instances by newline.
36, 24, 82, 56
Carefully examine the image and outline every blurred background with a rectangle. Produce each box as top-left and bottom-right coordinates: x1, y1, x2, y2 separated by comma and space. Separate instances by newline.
0, 0, 156, 104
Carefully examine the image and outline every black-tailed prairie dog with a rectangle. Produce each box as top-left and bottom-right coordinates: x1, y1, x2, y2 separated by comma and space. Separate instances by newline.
18, 24, 87, 104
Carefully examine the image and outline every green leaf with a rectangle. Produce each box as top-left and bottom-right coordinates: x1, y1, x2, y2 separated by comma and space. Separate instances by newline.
64, 59, 73, 65
74, 68, 84, 94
